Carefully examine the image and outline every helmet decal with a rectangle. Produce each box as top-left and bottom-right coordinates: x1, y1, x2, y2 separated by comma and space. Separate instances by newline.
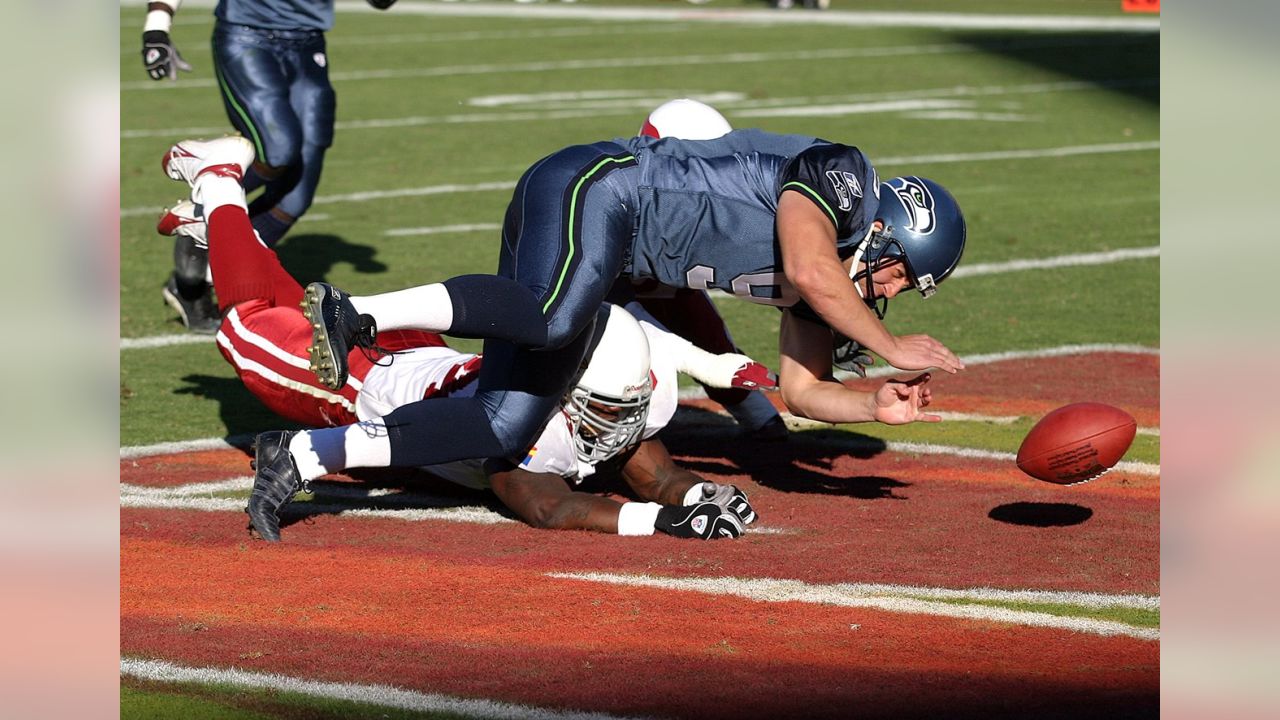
889, 177, 936, 235
825, 169, 864, 212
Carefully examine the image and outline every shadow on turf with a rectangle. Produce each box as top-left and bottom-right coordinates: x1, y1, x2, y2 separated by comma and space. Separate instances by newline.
957, 31, 1159, 107
988, 502, 1093, 527
175, 374, 302, 440
660, 407, 909, 499
274, 233, 388, 280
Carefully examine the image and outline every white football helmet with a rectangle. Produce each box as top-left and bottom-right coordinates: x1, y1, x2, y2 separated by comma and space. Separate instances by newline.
639, 98, 733, 140
565, 305, 654, 465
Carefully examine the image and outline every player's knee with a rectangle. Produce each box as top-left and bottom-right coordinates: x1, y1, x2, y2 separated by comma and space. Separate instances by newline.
261, 135, 303, 171
488, 418, 542, 460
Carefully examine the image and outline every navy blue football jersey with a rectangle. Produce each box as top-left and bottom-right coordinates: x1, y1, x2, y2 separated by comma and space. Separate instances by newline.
620, 129, 880, 308
216, 0, 333, 31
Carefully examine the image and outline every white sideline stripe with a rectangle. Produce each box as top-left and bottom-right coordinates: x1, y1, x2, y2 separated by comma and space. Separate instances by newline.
120, 333, 215, 349
384, 223, 503, 237
120, 0, 1159, 32
120, 656, 647, 720
120, 141, 1158, 218
952, 246, 1159, 278
120, 492, 516, 525
120, 436, 247, 459
122, 32, 1154, 92
737, 98, 969, 118
121, 78, 1150, 139
548, 572, 1158, 640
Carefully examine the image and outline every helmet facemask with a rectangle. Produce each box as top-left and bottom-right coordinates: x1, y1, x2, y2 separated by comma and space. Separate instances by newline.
848, 228, 918, 320
565, 379, 652, 465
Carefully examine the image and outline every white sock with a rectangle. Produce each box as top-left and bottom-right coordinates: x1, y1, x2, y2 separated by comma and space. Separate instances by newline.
350, 283, 453, 332
194, 174, 247, 214
288, 421, 392, 481
616, 502, 661, 536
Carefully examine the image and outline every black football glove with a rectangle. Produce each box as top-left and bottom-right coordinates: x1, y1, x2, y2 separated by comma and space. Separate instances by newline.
367, 0, 399, 8
655, 502, 744, 540
833, 334, 875, 377
695, 482, 757, 525
142, 30, 192, 81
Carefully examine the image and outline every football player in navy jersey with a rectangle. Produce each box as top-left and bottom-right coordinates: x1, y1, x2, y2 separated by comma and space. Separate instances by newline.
140, 0, 397, 332
229, 129, 962, 534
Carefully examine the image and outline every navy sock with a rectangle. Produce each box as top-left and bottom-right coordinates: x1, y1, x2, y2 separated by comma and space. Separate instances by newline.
251, 212, 295, 248
442, 275, 549, 348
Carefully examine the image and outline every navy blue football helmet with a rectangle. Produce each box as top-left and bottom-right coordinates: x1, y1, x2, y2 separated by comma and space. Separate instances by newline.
851, 176, 966, 318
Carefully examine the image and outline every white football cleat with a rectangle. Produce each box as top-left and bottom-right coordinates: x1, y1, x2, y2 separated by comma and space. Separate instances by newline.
161, 136, 255, 188
156, 200, 208, 249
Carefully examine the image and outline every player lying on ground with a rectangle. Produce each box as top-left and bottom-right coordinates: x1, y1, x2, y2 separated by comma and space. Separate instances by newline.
156, 160, 778, 541
160, 133, 952, 542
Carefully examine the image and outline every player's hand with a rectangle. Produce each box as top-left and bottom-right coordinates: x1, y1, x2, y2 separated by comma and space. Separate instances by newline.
695, 482, 757, 525
881, 334, 963, 374
655, 502, 744, 540
142, 30, 192, 81
729, 359, 778, 390
366, 0, 398, 8
832, 334, 875, 377
873, 373, 941, 425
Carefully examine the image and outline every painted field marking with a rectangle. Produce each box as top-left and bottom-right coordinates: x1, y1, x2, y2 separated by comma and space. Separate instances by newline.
121, 657, 650, 720
120, 139, 1158, 217
122, 77, 1152, 139
120, 477, 517, 525
384, 222, 502, 238
548, 572, 1159, 640
122, 32, 1154, 92
952, 245, 1159, 278
118, 0, 1161, 33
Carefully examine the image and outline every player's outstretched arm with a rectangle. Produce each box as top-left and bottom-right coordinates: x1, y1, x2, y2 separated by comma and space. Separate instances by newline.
776, 191, 961, 374
622, 440, 757, 525
141, 1, 192, 81
779, 310, 941, 426
489, 465, 625, 533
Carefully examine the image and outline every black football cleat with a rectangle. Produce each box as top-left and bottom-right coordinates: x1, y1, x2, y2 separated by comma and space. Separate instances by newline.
162, 274, 220, 334
300, 282, 378, 391
246, 430, 305, 542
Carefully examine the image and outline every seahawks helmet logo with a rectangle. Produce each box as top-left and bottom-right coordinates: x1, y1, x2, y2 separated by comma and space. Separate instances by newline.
888, 177, 936, 235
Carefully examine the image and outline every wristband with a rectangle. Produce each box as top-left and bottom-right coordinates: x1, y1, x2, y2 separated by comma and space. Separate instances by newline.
144, 9, 173, 33
616, 502, 660, 536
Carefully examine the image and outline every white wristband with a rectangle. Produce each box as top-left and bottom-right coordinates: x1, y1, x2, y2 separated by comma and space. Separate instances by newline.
616, 502, 660, 536
144, 9, 173, 33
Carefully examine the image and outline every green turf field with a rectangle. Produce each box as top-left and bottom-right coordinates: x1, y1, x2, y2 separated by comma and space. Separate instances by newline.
119, 1, 1158, 448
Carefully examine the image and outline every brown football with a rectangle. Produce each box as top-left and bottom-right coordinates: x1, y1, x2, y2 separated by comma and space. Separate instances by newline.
1016, 402, 1137, 485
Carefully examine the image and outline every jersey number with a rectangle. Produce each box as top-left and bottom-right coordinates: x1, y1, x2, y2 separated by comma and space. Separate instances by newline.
686, 265, 799, 307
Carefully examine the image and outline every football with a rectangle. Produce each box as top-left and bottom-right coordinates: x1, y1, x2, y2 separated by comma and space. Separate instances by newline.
1016, 402, 1137, 485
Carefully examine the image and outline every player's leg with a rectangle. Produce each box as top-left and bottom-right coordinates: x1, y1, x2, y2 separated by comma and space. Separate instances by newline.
211, 24, 308, 246
302, 143, 636, 389
251, 32, 335, 244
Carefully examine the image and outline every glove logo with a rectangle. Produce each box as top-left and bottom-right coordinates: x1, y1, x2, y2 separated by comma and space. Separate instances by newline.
313, 52, 327, 68
145, 49, 161, 64
691, 515, 708, 535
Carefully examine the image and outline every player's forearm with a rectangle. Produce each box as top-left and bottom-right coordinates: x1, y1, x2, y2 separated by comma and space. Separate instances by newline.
793, 267, 895, 358
781, 378, 878, 425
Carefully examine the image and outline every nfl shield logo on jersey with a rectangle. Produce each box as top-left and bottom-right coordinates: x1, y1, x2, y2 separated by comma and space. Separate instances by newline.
691, 514, 708, 535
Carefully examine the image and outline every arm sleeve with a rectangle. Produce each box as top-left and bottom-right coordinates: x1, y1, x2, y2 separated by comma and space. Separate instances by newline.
779, 143, 880, 240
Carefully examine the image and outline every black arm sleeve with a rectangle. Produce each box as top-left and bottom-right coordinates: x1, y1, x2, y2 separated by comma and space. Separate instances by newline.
779, 144, 880, 241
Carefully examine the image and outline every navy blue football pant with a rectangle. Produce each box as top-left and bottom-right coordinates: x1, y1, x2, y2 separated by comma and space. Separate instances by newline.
382, 143, 640, 466
212, 22, 334, 239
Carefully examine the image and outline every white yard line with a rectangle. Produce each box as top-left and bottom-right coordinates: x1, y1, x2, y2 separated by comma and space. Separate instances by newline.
121, 78, 1151, 139
119, 0, 1160, 33
547, 572, 1159, 640
121, 657, 649, 720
